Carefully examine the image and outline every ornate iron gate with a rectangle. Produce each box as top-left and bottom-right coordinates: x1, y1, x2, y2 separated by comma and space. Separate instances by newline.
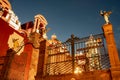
45, 33, 110, 76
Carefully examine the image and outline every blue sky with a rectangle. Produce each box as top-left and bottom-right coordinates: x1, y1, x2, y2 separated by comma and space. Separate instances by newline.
9, 0, 120, 46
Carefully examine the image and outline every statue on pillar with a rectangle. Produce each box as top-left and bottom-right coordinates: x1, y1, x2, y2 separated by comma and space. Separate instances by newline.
100, 10, 112, 24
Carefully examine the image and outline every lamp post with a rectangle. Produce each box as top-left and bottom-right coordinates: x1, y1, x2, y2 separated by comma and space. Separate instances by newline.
66, 34, 80, 73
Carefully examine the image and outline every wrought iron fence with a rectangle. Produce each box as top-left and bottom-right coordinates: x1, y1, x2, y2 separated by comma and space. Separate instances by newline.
45, 33, 110, 75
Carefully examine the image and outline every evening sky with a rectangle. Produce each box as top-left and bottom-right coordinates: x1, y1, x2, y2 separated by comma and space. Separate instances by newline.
9, 0, 120, 45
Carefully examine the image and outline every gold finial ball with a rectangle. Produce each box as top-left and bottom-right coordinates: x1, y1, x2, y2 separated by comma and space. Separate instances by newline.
51, 34, 57, 40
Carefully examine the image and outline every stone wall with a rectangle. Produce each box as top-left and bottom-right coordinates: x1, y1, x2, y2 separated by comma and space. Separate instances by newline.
28, 48, 39, 80
40, 70, 111, 80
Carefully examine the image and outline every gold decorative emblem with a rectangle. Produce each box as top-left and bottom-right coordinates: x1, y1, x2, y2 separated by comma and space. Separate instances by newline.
8, 32, 24, 55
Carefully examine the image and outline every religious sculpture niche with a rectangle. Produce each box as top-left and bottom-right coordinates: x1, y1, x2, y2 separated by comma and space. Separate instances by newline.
100, 10, 112, 24
7, 32, 24, 55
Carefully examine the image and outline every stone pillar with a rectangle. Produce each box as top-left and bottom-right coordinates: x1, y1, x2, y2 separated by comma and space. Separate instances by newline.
102, 23, 119, 67
32, 17, 40, 33
2, 49, 16, 80
28, 48, 39, 80
35, 40, 48, 80
102, 23, 120, 80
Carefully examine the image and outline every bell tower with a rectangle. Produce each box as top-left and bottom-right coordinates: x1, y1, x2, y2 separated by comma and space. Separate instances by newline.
32, 14, 48, 39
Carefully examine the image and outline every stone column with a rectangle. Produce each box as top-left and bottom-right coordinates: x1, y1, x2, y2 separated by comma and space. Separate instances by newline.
33, 17, 40, 33
32, 18, 37, 32
35, 40, 48, 80
33, 15, 44, 33
102, 23, 120, 80
28, 48, 39, 80
2, 49, 16, 80
102, 23, 119, 67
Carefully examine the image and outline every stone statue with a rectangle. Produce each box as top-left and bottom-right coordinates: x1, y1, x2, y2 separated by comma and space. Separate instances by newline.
100, 10, 112, 24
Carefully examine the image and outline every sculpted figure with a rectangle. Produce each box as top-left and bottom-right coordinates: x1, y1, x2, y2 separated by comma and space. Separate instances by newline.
100, 10, 112, 24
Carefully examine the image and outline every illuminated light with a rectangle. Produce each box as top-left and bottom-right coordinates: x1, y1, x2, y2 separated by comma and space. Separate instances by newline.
79, 51, 83, 55
97, 38, 102, 43
71, 78, 76, 80
78, 60, 85, 65
43, 33, 48, 39
62, 46, 64, 49
74, 67, 82, 74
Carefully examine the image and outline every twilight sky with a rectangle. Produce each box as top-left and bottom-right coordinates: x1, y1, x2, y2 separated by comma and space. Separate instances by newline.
9, 0, 120, 45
